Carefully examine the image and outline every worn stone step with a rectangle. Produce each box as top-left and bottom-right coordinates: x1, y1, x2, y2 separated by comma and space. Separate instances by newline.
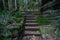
24, 30, 40, 35
25, 26, 40, 30
22, 13, 33, 15
25, 25, 39, 27
24, 34, 41, 36
22, 36, 41, 40
26, 17, 36, 18
25, 26, 39, 29
26, 20, 36, 21
25, 15, 36, 16
26, 15, 36, 17
25, 23, 38, 24
26, 18, 36, 20
26, 20, 37, 23
22, 13, 34, 15
12, 37, 18, 40
25, 29, 40, 31
25, 23, 38, 26
25, 24, 38, 26
26, 18, 36, 19
26, 16, 36, 18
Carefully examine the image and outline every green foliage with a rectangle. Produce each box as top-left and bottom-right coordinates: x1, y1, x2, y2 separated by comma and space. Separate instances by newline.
10, 11, 16, 16
7, 19, 14, 24
32, 11, 41, 15
0, 10, 24, 40
14, 13, 22, 18
40, 26, 55, 34
37, 17, 50, 25
0, 36, 4, 40
12, 17, 22, 23
56, 31, 60, 37
15, 18, 22, 23
0, 23, 5, 27
11, 11, 22, 18
20, 0, 24, 5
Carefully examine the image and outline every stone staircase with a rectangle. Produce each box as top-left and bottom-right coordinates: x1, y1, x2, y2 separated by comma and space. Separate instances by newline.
22, 13, 41, 40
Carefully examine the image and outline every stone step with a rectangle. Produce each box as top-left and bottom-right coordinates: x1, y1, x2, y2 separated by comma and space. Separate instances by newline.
25, 26, 39, 29
25, 24, 38, 26
25, 15, 36, 17
22, 36, 41, 40
26, 20, 36, 21
25, 23, 38, 24
24, 34, 41, 37
24, 30, 40, 35
12, 37, 18, 40
23, 35, 41, 37
25, 23, 38, 26
25, 26, 40, 30
24, 34, 41, 36
26, 20, 37, 23
25, 14, 37, 17
25, 25, 39, 27
26, 21, 37, 23
26, 17, 36, 20
26, 18, 36, 20
22, 13, 33, 15
22, 13, 34, 15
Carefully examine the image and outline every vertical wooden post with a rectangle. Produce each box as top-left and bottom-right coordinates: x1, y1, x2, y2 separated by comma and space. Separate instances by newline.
24, 0, 28, 11
8, 0, 10, 10
15, 0, 17, 10
16, 0, 19, 9
40, 0, 42, 5
18, 0, 20, 11
8, 0, 12, 11
2, 0, 5, 10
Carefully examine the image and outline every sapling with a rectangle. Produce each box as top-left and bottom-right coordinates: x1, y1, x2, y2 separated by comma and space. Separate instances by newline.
7, 19, 14, 24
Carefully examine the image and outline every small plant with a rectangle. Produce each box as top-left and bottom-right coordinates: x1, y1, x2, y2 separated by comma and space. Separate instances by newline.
12, 17, 17, 20
15, 18, 22, 23
37, 17, 50, 25
7, 19, 14, 24
0, 36, 4, 40
14, 12, 22, 18
12, 17, 22, 23
0, 23, 5, 27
